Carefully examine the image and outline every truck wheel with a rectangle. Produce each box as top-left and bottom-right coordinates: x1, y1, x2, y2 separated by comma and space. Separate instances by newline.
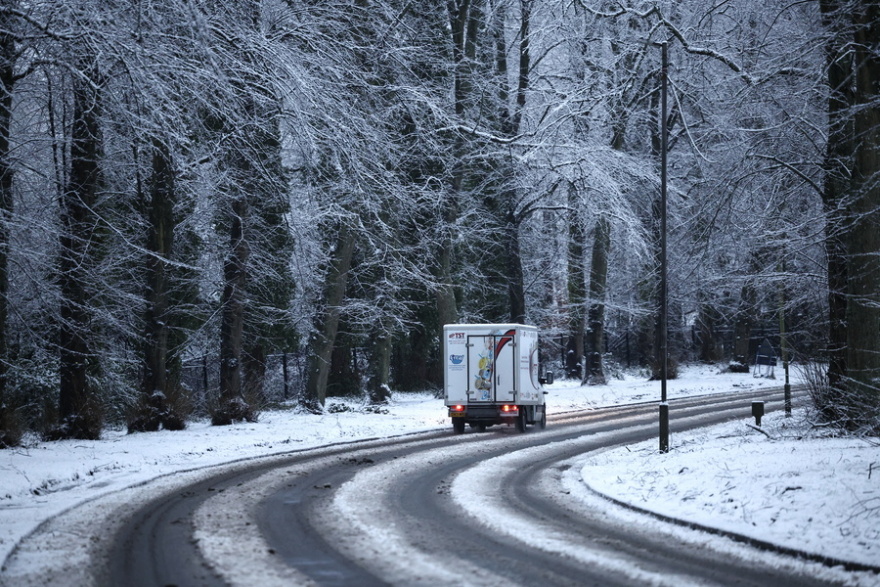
539, 406, 547, 430
452, 419, 465, 434
516, 407, 527, 433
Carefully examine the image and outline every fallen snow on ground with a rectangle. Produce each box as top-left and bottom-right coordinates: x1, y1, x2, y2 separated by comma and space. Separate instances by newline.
580, 407, 880, 569
1, 363, 877, 579
0, 392, 438, 567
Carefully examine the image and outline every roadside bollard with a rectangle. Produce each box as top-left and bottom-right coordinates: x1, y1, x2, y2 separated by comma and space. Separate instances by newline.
751, 401, 765, 427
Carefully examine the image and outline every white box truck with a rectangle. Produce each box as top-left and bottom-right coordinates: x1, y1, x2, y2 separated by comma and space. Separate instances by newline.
443, 323, 552, 434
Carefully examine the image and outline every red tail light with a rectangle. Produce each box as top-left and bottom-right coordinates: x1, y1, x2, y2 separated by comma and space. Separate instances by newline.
450, 405, 465, 412
501, 405, 518, 413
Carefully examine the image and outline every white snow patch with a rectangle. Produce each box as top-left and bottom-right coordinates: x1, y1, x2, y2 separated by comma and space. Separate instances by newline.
559, 463, 880, 587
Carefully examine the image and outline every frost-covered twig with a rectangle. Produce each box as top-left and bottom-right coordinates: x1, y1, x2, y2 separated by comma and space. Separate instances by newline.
746, 423, 775, 439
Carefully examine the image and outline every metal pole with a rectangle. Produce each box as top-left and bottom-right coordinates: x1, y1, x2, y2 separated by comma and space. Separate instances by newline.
282, 352, 290, 400
779, 263, 791, 416
203, 354, 209, 396
784, 362, 791, 415
659, 41, 669, 453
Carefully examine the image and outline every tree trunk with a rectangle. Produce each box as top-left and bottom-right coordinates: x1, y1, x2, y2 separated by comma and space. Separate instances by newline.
367, 252, 393, 404
584, 216, 610, 385
507, 1, 530, 324
0, 16, 15, 444
448, 0, 475, 118
132, 139, 179, 432
565, 187, 586, 380
213, 195, 251, 424
210, 0, 293, 425
506, 211, 526, 324
647, 188, 670, 380
241, 103, 292, 406
646, 68, 677, 381
435, 232, 458, 328
303, 222, 356, 410
56, 68, 102, 440
846, 4, 880, 422
696, 295, 724, 363
432, 0, 475, 330
242, 342, 266, 403
730, 283, 756, 372
367, 327, 392, 405
328, 338, 359, 397
820, 0, 853, 400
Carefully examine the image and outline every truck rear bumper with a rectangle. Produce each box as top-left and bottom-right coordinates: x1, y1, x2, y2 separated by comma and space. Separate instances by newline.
448, 404, 522, 425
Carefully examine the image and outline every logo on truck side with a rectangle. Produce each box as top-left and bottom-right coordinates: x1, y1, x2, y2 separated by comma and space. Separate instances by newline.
449, 354, 464, 365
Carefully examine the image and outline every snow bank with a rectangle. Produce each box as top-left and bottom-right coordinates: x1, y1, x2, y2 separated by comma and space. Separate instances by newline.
579, 408, 880, 569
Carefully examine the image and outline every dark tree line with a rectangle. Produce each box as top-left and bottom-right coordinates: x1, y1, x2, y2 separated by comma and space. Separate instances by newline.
819, 0, 880, 432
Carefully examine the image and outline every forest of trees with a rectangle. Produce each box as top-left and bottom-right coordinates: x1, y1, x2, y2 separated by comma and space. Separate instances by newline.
0, 0, 877, 445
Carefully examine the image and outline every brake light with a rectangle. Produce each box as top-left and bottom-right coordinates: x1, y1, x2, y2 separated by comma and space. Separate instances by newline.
501, 405, 518, 413
450, 405, 465, 412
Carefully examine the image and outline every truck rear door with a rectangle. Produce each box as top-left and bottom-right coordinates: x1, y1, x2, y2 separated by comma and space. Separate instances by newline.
467, 330, 516, 403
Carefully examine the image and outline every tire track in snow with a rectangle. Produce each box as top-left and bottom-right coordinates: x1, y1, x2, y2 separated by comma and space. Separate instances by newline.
449, 425, 711, 586
450, 394, 861, 587
315, 440, 518, 586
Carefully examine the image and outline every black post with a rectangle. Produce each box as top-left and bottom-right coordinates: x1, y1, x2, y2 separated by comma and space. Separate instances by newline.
282, 352, 290, 400
779, 258, 792, 416
659, 402, 669, 450
784, 374, 792, 416
752, 401, 765, 426
202, 354, 209, 395
659, 41, 669, 453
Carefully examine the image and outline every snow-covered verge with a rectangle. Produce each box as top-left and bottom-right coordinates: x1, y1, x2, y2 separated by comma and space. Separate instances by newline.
579, 407, 880, 570
2, 363, 876, 579
0, 392, 448, 566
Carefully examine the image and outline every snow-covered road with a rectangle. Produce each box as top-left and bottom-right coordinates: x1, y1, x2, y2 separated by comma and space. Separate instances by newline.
4, 385, 877, 586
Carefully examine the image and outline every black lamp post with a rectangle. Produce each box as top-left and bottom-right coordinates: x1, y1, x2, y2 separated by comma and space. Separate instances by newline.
659, 41, 669, 454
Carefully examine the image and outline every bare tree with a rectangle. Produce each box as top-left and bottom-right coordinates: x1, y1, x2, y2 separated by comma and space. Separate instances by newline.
55, 58, 104, 440
0, 3, 21, 445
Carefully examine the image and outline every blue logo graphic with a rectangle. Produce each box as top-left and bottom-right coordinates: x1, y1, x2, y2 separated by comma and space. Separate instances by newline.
450, 354, 464, 365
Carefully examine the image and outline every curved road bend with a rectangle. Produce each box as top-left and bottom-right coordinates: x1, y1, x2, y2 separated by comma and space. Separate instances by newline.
108, 388, 853, 586
8, 388, 857, 586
